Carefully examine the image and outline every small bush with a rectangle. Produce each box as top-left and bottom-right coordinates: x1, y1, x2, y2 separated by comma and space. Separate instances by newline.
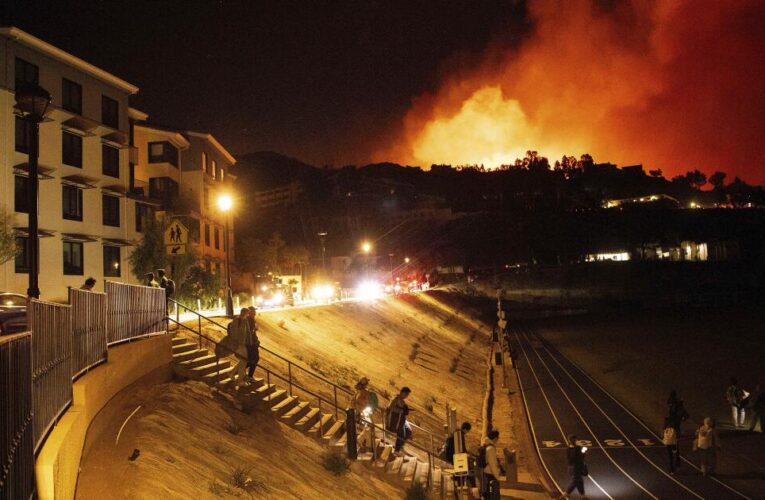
322, 450, 350, 476
425, 402, 434, 413
380, 388, 391, 399
389, 378, 397, 387
224, 421, 242, 435
229, 466, 267, 493
405, 481, 428, 500
278, 319, 287, 329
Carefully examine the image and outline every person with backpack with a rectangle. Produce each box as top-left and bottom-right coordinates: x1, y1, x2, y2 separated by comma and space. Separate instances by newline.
157, 269, 175, 312
227, 308, 252, 389
662, 417, 680, 474
245, 307, 260, 382
479, 429, 502, 500
440, 422, 472, 464
726, 377, 746, 428
560, 434, 587, 499
695, 417, 720, 476
386, 387, 411, 454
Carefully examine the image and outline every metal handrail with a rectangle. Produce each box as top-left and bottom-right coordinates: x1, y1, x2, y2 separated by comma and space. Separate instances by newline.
168, 298, 445, 453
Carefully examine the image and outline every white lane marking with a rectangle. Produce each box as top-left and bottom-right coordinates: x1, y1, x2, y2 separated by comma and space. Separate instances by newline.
518, 328, 658, 500
515, 328, 613, 499
532, 328, 752, 500
525, 328, 704, 500
116, 405, 142, 445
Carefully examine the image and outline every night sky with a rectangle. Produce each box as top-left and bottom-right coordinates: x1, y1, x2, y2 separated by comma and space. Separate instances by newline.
3, 1, 764, 182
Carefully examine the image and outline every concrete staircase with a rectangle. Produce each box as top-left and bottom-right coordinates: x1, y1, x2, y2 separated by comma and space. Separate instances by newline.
171, 335, 463, 497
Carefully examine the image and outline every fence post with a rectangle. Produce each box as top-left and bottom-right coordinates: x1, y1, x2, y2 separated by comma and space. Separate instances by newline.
345, 408, 358, 459
288, 362, 293, 396
334, 386, 338, 419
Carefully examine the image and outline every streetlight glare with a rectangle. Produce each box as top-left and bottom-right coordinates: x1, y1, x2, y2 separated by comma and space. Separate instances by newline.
404, 257, 410, 264
362, 241, 372, 253
217, 193, 233, 211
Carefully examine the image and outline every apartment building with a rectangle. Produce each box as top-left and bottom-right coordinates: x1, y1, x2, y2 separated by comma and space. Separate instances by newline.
0, 27, 139, 300
131, 121, 235, 276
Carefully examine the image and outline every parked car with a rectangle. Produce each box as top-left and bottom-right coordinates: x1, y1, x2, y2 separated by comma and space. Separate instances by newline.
0, 292, 28, 335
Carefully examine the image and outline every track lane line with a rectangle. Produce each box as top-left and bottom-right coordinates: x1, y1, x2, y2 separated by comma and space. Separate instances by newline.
514, 327, 615, 499
518, 327, 659, 499
529, 327, 751, 500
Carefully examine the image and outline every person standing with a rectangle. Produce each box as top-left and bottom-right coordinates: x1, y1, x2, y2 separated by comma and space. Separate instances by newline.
351, 377, 372, 419
245, 307, 260, 382
560, 434, 587, 499
386, 387, 411, 454
695, 417, 720, 476
748, 384, 764, 432
662, 417, 680, 474
480, 429, 502, 500
667, 390, 689, 435
441, 422, 472, 464
227, 308, 251, 389
726, 377, 745, 428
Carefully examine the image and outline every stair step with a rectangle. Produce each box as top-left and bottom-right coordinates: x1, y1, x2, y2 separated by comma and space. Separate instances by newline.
308, 413, 335, 437
432, 466, 442, 491
172, 348, 205, 363
190, 360, 231, 377
271, 395, 298, 415
294, 407, 321, 430
177, 353, 216, 368
172, 342, 196, 354
401, 458, 417, 482
322, 420, 346, 443
374, 445, 393, 467
281, 401, 311, 423
413, 459, 430, 485
386, 456, 404, 474
202, 366, 234, 382
171, 336, 188, 346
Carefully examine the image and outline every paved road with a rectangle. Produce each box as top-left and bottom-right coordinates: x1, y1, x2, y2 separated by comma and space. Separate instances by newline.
509, 323, 750, 499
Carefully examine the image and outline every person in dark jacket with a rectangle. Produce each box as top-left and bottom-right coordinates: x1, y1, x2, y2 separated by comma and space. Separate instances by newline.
560, 434, 587, 498
386, 387, 411, 453
442, 422, 472, 464
245, 307, 260, 380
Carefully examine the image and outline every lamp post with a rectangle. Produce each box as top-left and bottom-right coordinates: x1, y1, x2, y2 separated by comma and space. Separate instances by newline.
361, 241, 372, 278
217, 194, 234, 316
317, 231, 327, 271
15, 84, 52, 299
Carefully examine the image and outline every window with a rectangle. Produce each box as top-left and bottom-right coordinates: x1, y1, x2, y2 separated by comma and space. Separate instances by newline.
220, 168, 225, 181
202, 152, 208, 174
101, 95, 119, 128
102, 195, 120, 227
148, 141, 178, 167
102, 144, 119, 177
15, 58, 38, 88
62, 79, 82, 114
148, 177, 179, 208
203, 188, 210, 210
135, 203, 152, 232
63, 184, 83, 221
63, 241, 84, 275
14, 175, 29, 213
214, 227, 220, 249
103, 246, 121, 277
211, 160, 217, 179
15, 237, 30, 274
62, 131, 83, 167
204, 224, 211, 246
15, 116, 31, 153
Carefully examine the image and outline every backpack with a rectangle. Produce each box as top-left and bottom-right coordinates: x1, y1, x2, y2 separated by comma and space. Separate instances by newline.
368, 391, 379, 411
165, 279, 175, 297
477, 444, 489, 469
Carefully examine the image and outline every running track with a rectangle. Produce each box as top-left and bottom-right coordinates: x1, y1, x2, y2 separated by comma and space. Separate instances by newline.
509, 323, 750, 499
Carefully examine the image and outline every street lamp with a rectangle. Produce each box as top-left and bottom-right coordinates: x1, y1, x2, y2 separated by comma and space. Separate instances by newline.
361, 241, 372, 278
404, 257, 410, 264
317, 231, 327, 271
15, 83, 52, 299
217, 193, 234, 316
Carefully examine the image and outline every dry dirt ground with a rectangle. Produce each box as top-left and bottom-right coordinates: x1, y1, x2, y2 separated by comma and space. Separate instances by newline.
531, 307, 765, 498
76, 380, 402, 500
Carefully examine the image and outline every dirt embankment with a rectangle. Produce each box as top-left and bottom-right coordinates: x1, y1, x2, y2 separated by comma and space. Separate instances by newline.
76, 380, 402, 499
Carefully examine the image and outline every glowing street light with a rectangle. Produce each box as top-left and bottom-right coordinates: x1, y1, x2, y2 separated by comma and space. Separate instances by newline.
404, 257, 410, 264
361, 241, 372, 254
217, 193, 234, 316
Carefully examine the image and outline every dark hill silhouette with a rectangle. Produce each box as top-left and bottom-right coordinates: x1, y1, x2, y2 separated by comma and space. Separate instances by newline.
234, 151, 318, 191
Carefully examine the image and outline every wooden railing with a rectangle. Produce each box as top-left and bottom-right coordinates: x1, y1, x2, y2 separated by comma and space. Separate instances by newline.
0, 332, 35, 500
69, 288, 108, 378
105, 281, 166, 344
29, 299, 73, 450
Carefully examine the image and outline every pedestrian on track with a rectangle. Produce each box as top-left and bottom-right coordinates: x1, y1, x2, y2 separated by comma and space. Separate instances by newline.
726, 377, 747, 428
560, 434, 588, 499
694, 417, 720, 476
662, 417, 681, 474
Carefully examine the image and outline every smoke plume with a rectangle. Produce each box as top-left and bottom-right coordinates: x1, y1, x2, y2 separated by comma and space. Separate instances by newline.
379, 0, 765, 182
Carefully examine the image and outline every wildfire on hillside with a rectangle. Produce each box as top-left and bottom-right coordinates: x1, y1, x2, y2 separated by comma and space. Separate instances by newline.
378, 0, 765, 180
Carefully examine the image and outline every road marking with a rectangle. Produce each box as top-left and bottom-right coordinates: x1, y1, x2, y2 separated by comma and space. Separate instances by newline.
518, 328, 659, 499
535, 330, 751, 500
525, 327, 705, 500
515, 329, 614, 499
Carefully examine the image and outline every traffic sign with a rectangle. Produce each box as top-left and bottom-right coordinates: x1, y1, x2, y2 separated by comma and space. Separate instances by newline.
166, 244, 186, 255
164, 220, 189, 246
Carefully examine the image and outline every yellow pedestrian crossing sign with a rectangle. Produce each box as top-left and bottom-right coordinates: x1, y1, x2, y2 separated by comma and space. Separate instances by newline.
164, 220, 188, 255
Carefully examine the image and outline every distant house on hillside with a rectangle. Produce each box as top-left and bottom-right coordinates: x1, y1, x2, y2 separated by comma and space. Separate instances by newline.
603, 194, 680, 209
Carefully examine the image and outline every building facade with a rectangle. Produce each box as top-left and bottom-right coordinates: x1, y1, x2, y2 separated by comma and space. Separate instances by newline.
0, 27, 139, 301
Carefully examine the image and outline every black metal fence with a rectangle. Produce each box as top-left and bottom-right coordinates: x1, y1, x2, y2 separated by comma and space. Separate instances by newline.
70, 289, 108, 378
105, 281, 166, 344
0, 332, 35, 500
